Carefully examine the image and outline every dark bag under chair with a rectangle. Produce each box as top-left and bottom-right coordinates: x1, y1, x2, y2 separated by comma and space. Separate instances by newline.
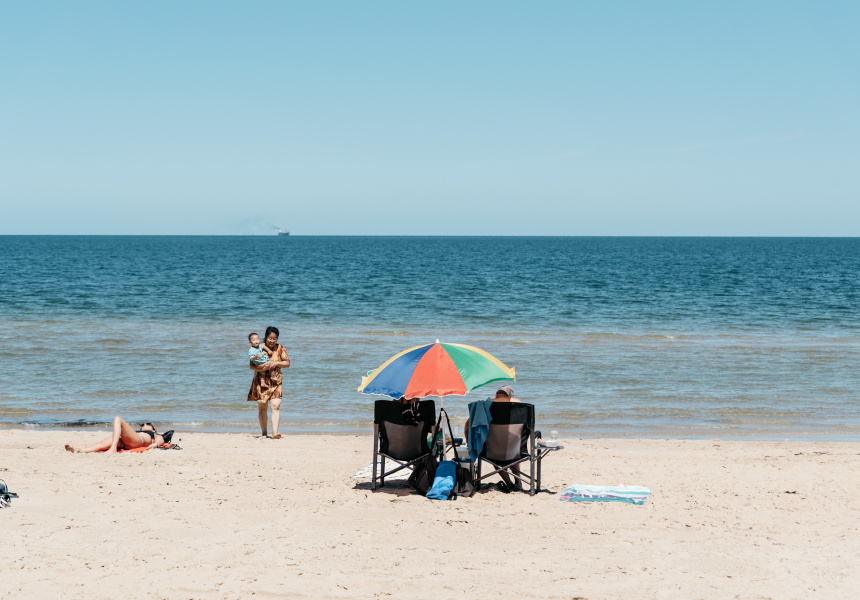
407, 454, 438, 495
444, 438, 475, 499
454, 463, 476, 498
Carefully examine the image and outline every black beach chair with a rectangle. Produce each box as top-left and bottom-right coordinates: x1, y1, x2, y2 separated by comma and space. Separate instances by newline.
472, 402, 559, 496
372, 399, 436, 491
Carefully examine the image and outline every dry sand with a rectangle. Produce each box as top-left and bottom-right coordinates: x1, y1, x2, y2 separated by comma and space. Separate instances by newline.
1, 429, 858, 599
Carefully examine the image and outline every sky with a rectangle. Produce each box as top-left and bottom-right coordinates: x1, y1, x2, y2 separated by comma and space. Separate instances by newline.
1, 2, 858, 235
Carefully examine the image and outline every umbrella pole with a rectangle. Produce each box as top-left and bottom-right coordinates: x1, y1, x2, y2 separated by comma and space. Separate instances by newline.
441, 395, 445, 460
434, 395, 445, 461
434, 395, 452, 461
435, 396, 459, 463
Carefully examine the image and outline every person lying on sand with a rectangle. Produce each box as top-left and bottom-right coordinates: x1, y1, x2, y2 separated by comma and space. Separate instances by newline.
65, 417, 172, 454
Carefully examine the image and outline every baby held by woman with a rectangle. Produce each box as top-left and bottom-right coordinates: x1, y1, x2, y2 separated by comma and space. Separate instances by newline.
248, 332, 274, 389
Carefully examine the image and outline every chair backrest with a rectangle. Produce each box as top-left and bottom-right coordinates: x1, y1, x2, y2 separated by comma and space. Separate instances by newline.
374, 399, 436, 461
482, 402, 535, 462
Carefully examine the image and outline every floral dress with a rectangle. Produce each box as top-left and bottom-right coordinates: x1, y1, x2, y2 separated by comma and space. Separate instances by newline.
247, 344, 289, 403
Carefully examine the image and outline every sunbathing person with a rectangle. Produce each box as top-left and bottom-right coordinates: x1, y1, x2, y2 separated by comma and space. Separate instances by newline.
65, 417, 172, 454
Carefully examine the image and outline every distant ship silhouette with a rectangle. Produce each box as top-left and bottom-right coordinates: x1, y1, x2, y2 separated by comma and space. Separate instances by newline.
277, 229, 290, 236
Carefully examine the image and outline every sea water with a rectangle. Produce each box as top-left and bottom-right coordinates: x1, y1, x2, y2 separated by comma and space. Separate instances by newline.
0, 236, 858, 439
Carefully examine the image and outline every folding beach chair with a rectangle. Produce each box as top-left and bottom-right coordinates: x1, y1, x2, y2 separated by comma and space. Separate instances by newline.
472, 402, 560, 496
372, 399, 436, 491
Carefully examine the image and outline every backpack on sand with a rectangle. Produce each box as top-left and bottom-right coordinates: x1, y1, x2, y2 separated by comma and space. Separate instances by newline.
0, 479, 18, 508
407, 454, 438, 495
454, 464, 476, 498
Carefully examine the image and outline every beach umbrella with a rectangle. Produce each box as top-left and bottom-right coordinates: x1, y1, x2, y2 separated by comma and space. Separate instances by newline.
358, 340, 515, 400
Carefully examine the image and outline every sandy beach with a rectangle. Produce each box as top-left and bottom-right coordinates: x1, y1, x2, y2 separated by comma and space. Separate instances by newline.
1, 430, 858, 599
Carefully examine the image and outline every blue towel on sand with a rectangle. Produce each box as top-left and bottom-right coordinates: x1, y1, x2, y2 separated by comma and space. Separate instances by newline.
467, 399, 494, 462
426, 461, 456, 500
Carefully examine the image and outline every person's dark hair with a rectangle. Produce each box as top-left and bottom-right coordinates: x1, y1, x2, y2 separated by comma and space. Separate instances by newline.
264, 326, 279, 340
140, 422, 157, 433
248, 332, 258, 341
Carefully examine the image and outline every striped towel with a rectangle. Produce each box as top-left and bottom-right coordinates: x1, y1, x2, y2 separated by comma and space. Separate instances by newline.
559, 484, 651, 505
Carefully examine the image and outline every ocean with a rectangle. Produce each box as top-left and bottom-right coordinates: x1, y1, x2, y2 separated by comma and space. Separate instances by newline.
1, 236, 858, 439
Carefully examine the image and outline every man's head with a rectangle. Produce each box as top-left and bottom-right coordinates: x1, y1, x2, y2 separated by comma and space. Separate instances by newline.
248, 332, 260, 348
495, 385, 514, 399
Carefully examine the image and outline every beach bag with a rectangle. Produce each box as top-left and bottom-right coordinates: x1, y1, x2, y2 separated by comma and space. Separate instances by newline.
407, 454, 438, 495
0, 479, 18, 508
454, 464, 476, 498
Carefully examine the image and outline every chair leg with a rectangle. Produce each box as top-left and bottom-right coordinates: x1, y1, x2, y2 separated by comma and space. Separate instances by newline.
529, 432, 536, 496
380, 455, 385, 488
529, 455, 536, 496
536, 452, 543, 493
372, 425, 379, 492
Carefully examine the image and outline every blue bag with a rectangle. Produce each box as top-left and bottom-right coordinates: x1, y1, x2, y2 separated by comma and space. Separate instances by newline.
426, 460, 456, 500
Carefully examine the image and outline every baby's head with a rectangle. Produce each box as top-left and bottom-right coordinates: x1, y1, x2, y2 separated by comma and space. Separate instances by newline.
248, 332, 260, 348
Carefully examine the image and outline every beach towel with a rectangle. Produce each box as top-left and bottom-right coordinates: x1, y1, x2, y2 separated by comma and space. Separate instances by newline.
467, 399, 494, 462
351, 462, 412, 481
559, 484, 651, 505
118, 446, 152, 454
426, 460, 456, 500
100, 443, 177, 455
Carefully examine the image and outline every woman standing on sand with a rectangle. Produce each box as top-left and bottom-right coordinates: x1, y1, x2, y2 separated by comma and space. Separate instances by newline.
247, 326, 290, 439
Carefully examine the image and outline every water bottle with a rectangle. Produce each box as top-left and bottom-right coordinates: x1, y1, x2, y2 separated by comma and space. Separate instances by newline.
177, 438, 183, 450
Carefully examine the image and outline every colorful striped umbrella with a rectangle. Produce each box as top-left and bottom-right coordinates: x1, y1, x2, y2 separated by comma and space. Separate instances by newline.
358, 341, 515, 399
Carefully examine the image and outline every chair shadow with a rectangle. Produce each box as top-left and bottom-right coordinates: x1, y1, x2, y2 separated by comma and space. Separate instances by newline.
473, 482, 558, 495
352, 480, 417, 496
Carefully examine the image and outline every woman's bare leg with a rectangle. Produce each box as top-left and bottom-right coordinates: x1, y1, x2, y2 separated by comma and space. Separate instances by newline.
257, 401, 268, 437
106, 417, 144, 453
65, 436, 112, 454
65, 418, 142, 454
270, 398, 282, 438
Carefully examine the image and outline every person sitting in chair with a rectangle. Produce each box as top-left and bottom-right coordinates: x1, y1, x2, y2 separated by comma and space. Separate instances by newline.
465, 386, 522, 492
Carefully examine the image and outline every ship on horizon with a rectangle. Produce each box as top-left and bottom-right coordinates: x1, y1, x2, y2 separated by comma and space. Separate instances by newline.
277, 229, 290, 236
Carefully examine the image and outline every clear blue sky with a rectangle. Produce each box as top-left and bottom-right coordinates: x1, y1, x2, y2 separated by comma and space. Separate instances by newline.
1, 2, 857, 235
